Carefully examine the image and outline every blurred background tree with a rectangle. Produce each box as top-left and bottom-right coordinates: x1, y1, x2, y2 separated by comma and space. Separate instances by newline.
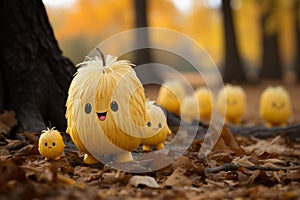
44, 0, 299, 84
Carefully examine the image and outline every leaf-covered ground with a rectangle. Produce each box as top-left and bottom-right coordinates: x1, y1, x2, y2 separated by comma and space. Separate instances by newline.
1, 83, 300, 200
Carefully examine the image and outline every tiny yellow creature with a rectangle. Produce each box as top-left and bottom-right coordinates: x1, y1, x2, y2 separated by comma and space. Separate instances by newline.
156, 80, 185, 116
66, 50, 148, 164
217, 84, 246, 124
181, 95, 199, 123
141, 100, 171, 151
38, 127, 65, 161
260, 86, 292, 127
194, 87, 213, 121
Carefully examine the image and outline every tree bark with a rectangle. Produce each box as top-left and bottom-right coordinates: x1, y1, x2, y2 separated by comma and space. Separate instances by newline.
221, 0, 247, 83
0, 0, 75, 132
259, 0, 282, 80
294, 0, 300, 82
133, 0, 162, 84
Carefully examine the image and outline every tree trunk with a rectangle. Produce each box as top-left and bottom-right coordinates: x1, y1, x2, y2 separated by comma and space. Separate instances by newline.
221, 0, 247, 83
0, 0, 75, 132
259, 0, 282, 80
133, 0, 162, 84
295, 0, 300, 82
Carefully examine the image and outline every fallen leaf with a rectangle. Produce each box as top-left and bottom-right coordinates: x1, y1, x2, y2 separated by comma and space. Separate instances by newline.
164, 168, 192, 187
0, 111, 17, 135
129, 175, 160, 188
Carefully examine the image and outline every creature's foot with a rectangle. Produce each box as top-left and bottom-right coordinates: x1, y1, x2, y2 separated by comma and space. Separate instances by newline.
156, 143, 165, 150
83, 154, 99, 165
54, 156, 61, 160
266, 123, 273, 128
115, 152, 133, 163
142, 145, 151, 152
280, 123, 287, 127
45, 157, 49, 161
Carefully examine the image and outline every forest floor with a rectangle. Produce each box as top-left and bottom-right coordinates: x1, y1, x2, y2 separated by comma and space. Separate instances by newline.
0, 82, 300, 200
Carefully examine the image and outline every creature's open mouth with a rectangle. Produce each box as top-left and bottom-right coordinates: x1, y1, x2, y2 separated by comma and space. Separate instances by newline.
48, 147, 52, 149
153, 128, 159, 131
97, 112, 107, 121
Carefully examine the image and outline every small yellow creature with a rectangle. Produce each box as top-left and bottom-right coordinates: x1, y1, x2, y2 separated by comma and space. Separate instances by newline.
260, 86, 292, 127
141, 100, 171, 151
156, 80, 185, 116
194, 87, 213, 121
217, 84, 246, 124
181, 95, 199, 123
38, 127, 65, 161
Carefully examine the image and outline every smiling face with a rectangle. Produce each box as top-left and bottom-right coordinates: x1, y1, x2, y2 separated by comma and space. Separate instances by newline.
260, 86, 292, 125
217, 85, 246, 122
38, 128, 65, 159
142, 101, 171, 146
145, 103, 166, 136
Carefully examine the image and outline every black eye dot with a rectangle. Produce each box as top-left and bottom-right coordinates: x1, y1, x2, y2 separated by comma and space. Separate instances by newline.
45, 143, 47, 146
85, 103, 92, 114
110, 101, 119, 112
158, 123, 162, 128
147, 122, 151, 127
52, 142, 56, 146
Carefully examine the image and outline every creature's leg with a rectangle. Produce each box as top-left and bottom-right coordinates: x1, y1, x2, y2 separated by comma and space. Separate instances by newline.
156, 143, 165, 150
115, 152, 133, 163
83, 154, 99, 164
266, 122, 273, 128
142, 145, 151, 152
54, 156, 61, 160
280, 123, 287, 127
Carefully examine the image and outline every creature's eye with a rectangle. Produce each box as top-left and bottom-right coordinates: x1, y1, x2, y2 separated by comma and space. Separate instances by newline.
272, 102, 276, 107
110, 101, 119, 112
52, 142, 56, 146
158, 123, 162, 128
147, 122, 152, 127
45, 142, 48, 146
85, 103, 92, 114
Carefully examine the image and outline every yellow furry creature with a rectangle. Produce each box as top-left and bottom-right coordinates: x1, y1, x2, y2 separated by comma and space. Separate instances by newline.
141, 100, 171, 151
156, 80, 185, 115
66, 54, 148, 164
260, 86, 292, 127
181, 95, 199, 123
194, 87, 213, 121
38, 127, 65, 161
217, 84, 246, 124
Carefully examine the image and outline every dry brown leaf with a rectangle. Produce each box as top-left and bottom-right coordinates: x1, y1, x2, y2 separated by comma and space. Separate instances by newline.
129, 175, 160, 188
0, 111, 17, 135
164, 168, 192, 187
232, 155, 255, 166
213, 126, 245, 156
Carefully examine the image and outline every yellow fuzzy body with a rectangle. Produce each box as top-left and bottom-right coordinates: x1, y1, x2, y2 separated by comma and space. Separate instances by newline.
260, 86, 292, 127
156, 80, 185, 115
141, 101, 171, 151
66, 55, 148, 163
195, 87, 213, 120
181, 96, 199, 123
217, 84, 246, 124
38, 128, 65, 161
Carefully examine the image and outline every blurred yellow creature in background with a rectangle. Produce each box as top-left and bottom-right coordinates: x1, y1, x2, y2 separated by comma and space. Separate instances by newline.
156, 80, 185, 116
195, 87, 213, 121
141, 100, 171, 151
217, 84, 246, 124
38, 127, 65, 161
66, 53, 148, 164
260, 86, 292, 127
181, 95, 199, 123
